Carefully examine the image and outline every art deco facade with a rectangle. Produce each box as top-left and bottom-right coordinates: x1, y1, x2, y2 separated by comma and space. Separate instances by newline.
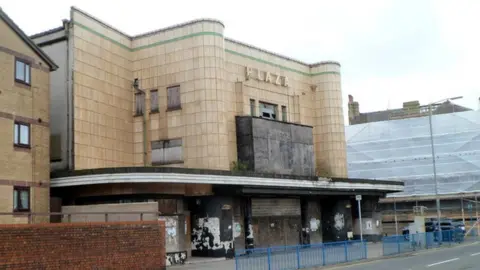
30, 7, 404, 261
32, 7, 347, 178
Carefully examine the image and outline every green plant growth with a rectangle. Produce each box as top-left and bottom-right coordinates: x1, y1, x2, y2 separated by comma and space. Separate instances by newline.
316, 168, 332, 178
231, 161, 249, 172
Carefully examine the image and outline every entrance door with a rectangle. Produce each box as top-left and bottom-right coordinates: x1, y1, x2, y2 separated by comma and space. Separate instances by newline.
251, 198, 302, 247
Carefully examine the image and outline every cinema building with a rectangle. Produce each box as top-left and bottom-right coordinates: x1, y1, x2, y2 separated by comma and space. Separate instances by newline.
31, 7, 403, 262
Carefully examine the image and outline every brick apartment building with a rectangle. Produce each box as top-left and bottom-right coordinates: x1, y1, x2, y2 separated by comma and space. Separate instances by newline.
0, 8, 57, 224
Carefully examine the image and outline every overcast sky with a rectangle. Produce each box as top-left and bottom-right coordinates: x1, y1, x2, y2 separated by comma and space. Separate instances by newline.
3, 0, 479, 119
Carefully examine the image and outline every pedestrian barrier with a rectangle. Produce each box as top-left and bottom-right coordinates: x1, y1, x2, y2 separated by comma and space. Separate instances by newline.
235, 240, 367, 270
383, 230, 478, 256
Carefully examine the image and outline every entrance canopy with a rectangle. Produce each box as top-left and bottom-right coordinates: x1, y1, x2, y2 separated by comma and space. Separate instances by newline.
51, 167, 403, 196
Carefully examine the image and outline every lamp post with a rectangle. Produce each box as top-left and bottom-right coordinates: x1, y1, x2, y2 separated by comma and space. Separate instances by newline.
428, 96, 462, 239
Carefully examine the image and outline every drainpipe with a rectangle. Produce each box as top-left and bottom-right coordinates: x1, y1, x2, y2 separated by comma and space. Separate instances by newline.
133, 79, 147, 166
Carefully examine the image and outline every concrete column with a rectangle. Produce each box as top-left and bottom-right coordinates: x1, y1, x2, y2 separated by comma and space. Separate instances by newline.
321, 197, 353, 242
303, 198, 322, 244
300, 198, 310, 245
243, 197, 254, 250
189, 196, 234, 258
311, 62, 347, 177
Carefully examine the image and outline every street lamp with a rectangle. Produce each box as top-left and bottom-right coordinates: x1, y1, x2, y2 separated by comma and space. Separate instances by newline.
428, 96, 463, 239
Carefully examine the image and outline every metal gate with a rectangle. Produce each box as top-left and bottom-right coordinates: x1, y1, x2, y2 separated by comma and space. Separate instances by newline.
251, 198, 302, 247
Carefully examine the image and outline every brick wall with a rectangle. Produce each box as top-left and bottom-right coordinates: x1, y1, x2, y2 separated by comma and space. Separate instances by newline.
0, 221, 166, 270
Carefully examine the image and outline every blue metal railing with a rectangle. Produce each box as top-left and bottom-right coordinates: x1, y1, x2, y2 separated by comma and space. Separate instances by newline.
383, 229, 478, 256
235, 240, 367, 270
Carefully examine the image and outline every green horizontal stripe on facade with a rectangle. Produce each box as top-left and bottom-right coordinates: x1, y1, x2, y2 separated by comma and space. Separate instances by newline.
134, 32, 223, 51
73, 21, 132, 51
72, 21, 340, 77
225, 49, 339, 77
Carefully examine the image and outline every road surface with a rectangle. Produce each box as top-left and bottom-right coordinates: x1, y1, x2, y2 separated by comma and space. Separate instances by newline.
333, 242, 480, 270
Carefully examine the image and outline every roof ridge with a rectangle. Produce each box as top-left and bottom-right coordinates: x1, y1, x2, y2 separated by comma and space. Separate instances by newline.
0, 7, 58, 70
71, 6, 224, 41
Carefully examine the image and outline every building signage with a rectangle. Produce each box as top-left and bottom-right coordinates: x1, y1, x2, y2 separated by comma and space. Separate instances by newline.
245, 67, 289, 87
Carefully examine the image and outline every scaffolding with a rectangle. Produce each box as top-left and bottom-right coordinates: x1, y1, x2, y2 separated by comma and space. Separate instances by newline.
346, 110, 480, 198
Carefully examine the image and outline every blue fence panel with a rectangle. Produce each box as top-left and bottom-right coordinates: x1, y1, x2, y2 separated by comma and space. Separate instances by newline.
235, 248, 270, 270
382, 229, 476, 257
323, 242, 348, 266
298, 244, 324, 268
269, 245, 298, 270
346, 241, 367, 261
235, 240, 367, 270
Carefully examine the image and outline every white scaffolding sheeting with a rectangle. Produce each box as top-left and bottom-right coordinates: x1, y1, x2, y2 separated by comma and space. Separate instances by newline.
346, 110, 480, 197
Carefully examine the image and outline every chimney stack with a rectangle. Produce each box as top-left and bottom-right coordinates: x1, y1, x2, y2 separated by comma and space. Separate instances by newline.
347, 94, 360, 124
348, 94, 354, 104
478, 97, 480, 111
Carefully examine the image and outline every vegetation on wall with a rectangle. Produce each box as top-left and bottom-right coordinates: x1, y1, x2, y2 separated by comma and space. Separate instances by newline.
316, 168, 332, 178
231, 161, 249, 172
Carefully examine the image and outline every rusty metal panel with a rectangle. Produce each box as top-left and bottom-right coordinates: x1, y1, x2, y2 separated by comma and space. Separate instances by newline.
251, 198, 301, 217
158, 199, 177, 214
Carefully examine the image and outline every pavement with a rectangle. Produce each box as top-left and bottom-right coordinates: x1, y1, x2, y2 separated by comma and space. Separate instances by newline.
326, 241, 480, 270
169, 242, 383, 270
169, 241, 480, 269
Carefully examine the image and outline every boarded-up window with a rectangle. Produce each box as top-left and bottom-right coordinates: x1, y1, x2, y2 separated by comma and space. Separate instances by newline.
151, 138, 183, 165
135, 93, 145, 115
150, 90, 159, 112
259, 102, 277, 120
281, 106, 287, 122
167, 85, 181, 110
252, 198, 301, 217
250, 99, 256, 116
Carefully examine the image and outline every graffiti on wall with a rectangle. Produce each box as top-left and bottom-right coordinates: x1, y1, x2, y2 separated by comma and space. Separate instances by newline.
310, 218, 321, 232
166, 251, 187, 266
160, 216, 178, 249
334, 213, 345, 231
233, 222, 242, 238
191, 217, 233, 255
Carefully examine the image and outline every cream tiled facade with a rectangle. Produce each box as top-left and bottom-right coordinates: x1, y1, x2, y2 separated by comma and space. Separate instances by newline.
0, 9, 57, 223
36, 7, 347, 177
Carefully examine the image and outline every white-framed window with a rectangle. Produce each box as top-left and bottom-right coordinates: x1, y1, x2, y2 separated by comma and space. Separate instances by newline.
14, 122, 30, 147
15, 58, 31, 85
13, 186, 30, 212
